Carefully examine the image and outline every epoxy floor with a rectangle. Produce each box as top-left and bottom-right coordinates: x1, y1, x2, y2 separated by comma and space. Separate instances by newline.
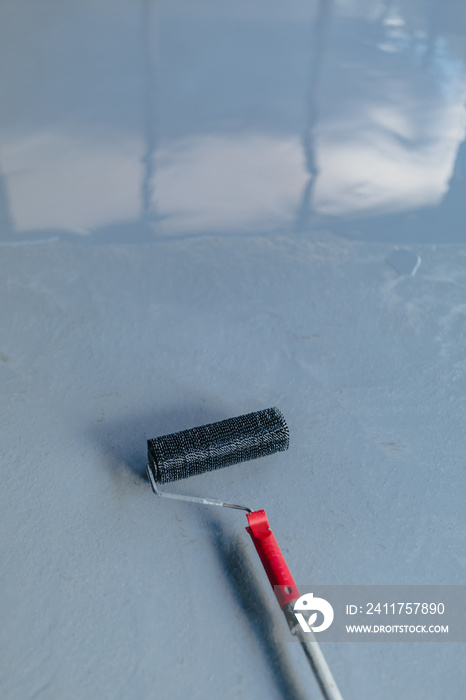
1, 2, 466, 699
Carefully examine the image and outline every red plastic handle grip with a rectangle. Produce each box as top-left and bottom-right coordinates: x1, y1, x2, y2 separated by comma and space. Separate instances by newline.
246, 509, 300, 608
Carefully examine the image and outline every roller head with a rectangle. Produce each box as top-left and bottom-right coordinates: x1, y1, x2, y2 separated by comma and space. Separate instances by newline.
147, 407, 289, 484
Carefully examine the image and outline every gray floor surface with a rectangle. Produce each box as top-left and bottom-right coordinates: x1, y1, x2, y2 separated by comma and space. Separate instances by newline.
1, 2, 465, 699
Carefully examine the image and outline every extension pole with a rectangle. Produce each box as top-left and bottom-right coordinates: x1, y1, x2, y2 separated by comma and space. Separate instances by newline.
246, 510, 343, 700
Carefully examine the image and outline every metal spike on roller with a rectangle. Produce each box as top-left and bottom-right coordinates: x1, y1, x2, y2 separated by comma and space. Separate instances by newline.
146, 407, 343, 700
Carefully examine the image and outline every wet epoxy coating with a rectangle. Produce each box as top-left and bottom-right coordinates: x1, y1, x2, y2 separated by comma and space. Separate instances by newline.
1, 2, 465, 699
